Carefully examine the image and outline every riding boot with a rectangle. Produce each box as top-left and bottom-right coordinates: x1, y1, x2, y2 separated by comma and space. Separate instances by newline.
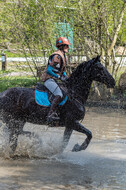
47, 95, 62, 123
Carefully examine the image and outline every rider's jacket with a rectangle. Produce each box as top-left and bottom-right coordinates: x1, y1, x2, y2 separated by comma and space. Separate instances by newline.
41, 50, 67, 82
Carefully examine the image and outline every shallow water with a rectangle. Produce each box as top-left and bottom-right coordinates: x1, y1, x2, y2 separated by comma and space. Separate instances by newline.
0, 107, 126, 190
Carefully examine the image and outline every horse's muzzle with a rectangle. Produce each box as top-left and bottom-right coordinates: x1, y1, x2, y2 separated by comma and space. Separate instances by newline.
107, 79, 116, 88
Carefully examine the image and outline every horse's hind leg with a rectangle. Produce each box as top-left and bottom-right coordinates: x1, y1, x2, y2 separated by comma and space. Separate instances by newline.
6, 119, 26, 154
9, 130, 19, 154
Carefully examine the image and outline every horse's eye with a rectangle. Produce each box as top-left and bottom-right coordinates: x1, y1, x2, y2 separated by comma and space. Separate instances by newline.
97, 64, 103, 69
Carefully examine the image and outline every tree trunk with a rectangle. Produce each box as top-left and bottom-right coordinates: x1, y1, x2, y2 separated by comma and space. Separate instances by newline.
108, 1, 126, 56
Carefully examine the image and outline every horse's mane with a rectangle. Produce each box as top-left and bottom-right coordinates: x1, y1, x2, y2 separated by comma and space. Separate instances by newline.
67, 58, 95, 84
65, 56, 100, 101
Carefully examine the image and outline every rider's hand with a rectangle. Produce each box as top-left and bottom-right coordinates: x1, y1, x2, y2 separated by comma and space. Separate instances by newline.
60, 76, 68, 82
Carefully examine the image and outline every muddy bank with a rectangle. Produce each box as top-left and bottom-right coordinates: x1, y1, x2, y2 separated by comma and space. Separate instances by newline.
86, 98, 126, 109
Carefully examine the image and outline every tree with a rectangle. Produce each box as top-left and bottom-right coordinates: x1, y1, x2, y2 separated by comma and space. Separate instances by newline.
0, 0, 62, 79
73, 0, 126, 76
1, 0, 126, 79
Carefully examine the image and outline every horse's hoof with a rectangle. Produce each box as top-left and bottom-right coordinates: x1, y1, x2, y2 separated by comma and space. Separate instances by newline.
27, 132, 35, 139
4, 148, 15, 159
81, 139, 90, 150
72, 143, 81, 152
26, 132, 32, 138
31, 132, 38, 138
81, 143, 88, 150
20, 131, 31, 137
47, 115, 60, 125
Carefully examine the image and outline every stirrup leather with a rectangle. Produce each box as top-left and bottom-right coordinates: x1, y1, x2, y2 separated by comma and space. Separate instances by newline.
47, 112, 60, 122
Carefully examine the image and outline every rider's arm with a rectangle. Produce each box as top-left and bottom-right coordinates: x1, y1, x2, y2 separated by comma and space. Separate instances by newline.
47, 65, 60, 79
47, 55, 62, 79
63, 71, 67, 77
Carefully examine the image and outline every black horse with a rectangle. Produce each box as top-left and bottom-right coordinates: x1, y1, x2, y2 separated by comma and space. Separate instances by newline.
0, 56, 115, 154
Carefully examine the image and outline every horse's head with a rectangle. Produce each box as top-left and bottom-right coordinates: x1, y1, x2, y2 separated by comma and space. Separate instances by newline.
90, 56, 115, 88
67, 55, 115, 93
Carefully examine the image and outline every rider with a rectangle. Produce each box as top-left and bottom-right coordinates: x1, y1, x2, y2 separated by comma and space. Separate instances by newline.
41, 37, 71, 123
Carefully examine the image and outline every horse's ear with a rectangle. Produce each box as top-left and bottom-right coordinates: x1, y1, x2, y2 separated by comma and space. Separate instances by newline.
95, 55, 101, 62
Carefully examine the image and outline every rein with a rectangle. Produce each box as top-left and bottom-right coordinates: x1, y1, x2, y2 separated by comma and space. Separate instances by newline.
69, 90, 84, 105
61, 82, 85, 107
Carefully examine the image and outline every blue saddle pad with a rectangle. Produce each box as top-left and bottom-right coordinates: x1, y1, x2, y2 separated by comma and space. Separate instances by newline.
35, 90, 67, 107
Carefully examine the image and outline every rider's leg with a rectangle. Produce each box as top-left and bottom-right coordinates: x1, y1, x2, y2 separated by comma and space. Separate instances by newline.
44, 79, 63, 122
47, 95, 62, 122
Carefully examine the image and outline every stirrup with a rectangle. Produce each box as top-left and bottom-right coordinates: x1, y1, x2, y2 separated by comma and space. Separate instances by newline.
47, 112, 60, 123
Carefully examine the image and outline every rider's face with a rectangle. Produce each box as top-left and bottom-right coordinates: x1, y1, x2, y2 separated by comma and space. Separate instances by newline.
63, 45, 69, 53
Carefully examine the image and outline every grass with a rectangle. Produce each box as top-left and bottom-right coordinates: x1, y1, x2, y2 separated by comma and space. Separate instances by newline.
0, 60, 42, 92
0, 61, 37, 76
3, 50, 49, 58
0, 76, 37, 92
5, 51, 24, 57
0, 70, 11, 75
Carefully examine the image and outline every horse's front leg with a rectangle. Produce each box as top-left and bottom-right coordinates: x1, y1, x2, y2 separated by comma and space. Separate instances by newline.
61, 127, 73, 151
72, 120, 92, 152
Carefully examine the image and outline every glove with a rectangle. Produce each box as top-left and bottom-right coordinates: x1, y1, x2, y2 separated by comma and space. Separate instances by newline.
60, 76, 68, 82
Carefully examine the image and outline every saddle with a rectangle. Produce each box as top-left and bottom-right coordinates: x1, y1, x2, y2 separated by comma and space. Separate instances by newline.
35, 82, 67, 107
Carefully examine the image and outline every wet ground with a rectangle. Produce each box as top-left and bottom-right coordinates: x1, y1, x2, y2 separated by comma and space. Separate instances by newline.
0, 107, 126, 190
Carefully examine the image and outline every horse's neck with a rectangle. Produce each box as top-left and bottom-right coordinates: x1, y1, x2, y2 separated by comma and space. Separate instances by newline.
67, 77, 92, 104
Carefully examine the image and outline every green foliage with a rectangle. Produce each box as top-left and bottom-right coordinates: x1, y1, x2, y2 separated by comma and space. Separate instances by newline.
1, 0, 126, 50
0, 0, 126, 78
72, 0, 126, 47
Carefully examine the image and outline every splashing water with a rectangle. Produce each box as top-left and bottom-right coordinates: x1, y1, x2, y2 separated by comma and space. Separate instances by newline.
0, 121, 64, 159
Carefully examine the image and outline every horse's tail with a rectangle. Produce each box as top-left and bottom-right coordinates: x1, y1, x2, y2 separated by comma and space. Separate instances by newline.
0, 92, 4, 121
0, 91, 7, 111
0, 92, 4, 111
